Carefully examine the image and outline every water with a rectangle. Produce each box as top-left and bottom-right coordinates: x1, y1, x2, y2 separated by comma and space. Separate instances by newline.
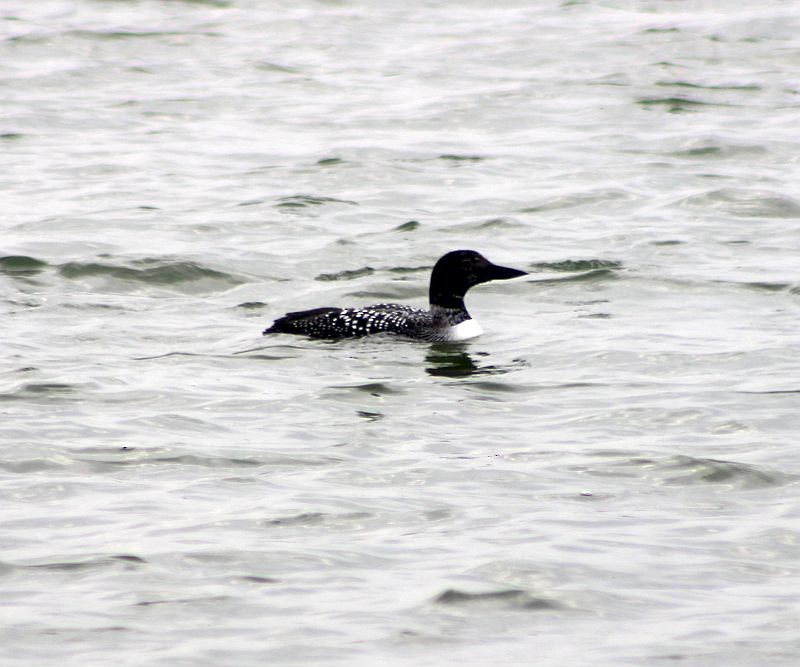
2, 1, 800, 665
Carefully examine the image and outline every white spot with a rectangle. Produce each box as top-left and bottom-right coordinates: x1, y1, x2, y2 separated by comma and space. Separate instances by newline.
448, 318, 483, 341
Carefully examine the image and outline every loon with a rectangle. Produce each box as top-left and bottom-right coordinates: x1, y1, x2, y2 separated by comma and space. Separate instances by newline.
263, 250, 527, 342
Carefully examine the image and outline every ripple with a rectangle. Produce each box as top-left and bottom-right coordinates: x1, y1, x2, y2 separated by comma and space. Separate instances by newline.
660, 456, 789, 489
438, 154, 485, 162
235, 301, 268, 310
393, 220, 421, 232
638, 96, 725, 112
434, 588, 560, 610
574, 455, 789, 490
667, 140, 767, 159
528, 259, 622, 273
74, 448, 343, 471
276, 194, 358, 209
520, 189, 631, 213
28, 554, 146, 572
446, 217, 527, 231
263, 511, 372, 528
0, 255, 48, 276
356, 410, 384, 421
316, 267, 375, 282
0, 382, 82, 403
677, 188, 800, 218
656, 80, 761, 92
58, 258, 245, 293
530, 268, 618, 285
725, 280, 793, 293
328, 382, 405, 396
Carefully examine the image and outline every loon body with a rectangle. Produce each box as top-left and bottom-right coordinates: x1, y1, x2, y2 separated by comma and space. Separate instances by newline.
263, 250, 527, 342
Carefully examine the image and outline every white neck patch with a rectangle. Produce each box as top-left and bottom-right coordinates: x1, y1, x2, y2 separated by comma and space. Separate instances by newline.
448, 318, 483, 341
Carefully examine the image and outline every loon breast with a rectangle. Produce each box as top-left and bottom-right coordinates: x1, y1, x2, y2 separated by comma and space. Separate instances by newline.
446, 318, 483, 341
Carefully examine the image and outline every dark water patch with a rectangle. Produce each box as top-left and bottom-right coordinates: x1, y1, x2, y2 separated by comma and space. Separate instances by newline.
576, 455, 788, 489
528, 259, 622, 273
740, 388, 800, 395
393, 220, 421, 232
239, 575, 279, 584
234, 352, 299, 361
129, 454, 262, 468
434, 588, 559, 610
660, 456, 788, 489
638, 97, 723, 113
67, 29, 219, 40
677, 189, 800, 218
345, 287, 422, 301
650, 239, 685, 246
0, 382, 81, 402
29, 555, 146, 572
58, 259, 245, 291
727, 281, 792, 293
330, 382, 404, 396
0, 255, 48, 276
263, 512, 327, 526
316, 267, 374, 282
446, 217, 525, 231
462, 381, 533, 393
387, 264, 428, 274
657, 80, 761, 92
0, 457, 70, 473
676, 146, 722, 157
316, 156, 344, 165
136, 351, 231, 360
668, 143, 767, 159
356, 410, 384, 421
643, 27, 680, 34
530, 268, 618, 285
653, 60, 687, 69
438, 154, 485, 162
236, 301, 267, 310
256, 61, 302, 74
276, 195, 358, 208
111, 554, 146, 564
0, 132, 24, 140
80, 450, 341, 469
263, 511, 371, 527
521, 189, 630, 213
134, 595, 231, 608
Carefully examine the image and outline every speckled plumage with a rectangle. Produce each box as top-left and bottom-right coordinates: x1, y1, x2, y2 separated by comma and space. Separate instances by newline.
263, 250, 527, 341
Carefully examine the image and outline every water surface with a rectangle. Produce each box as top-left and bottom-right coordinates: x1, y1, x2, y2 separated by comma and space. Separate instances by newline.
2, 1, 800, 665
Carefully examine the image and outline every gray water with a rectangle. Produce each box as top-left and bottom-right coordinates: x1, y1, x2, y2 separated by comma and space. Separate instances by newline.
3, 1, 800, 665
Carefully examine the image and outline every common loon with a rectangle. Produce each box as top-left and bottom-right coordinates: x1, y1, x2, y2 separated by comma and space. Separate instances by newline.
263, 250, 527, 342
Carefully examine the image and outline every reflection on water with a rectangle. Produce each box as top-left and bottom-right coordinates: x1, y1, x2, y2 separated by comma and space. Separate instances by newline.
425, 344, 505, 378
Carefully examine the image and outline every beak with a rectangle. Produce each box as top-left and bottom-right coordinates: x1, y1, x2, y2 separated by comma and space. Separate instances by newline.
487, 263, 528, 281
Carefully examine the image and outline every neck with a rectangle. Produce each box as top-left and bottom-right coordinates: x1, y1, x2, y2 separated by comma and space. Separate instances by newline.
429, 289, 466, 310
430, 302, 471, 326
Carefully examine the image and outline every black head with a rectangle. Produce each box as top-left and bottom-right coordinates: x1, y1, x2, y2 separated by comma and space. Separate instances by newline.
429, 250, 527, 308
